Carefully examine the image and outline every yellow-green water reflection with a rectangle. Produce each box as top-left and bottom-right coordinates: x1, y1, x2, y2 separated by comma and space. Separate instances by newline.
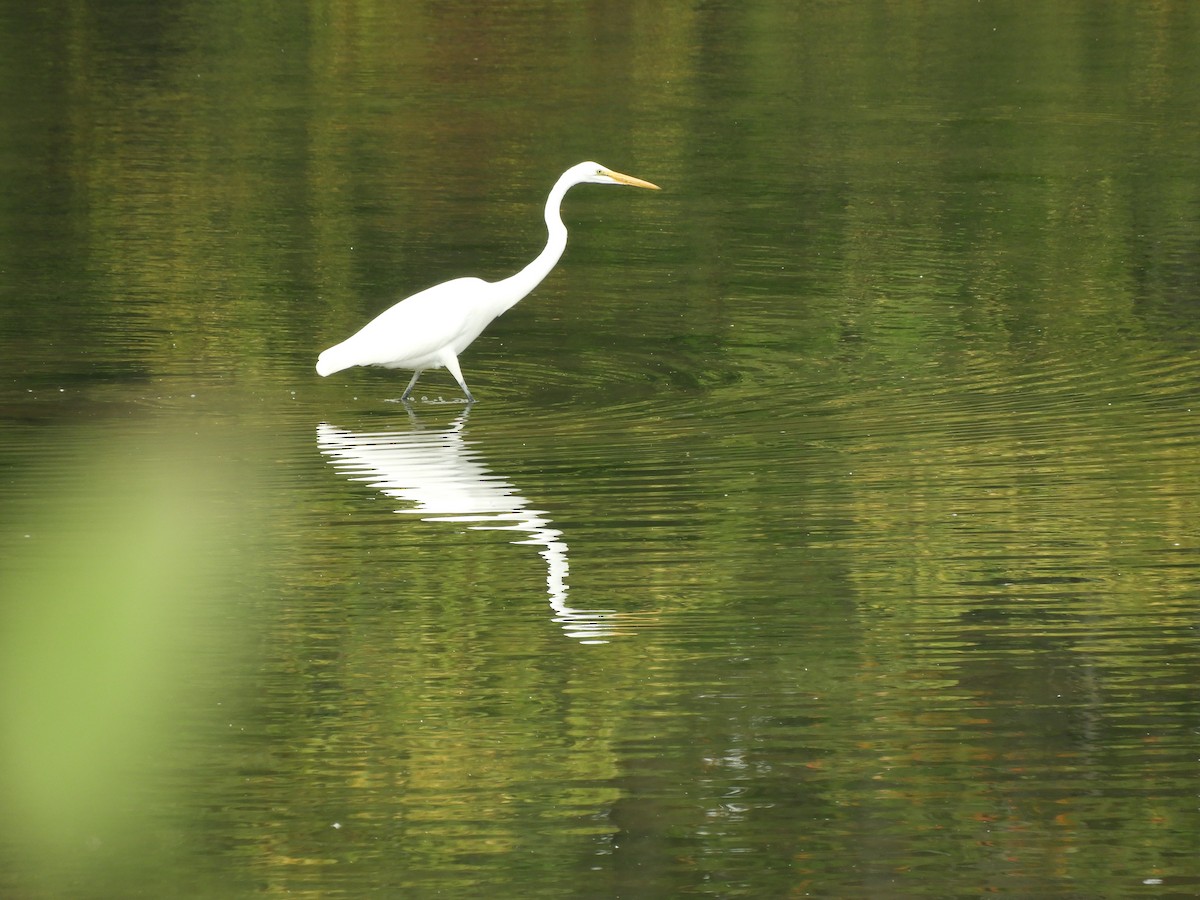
2, 1, 1199, 897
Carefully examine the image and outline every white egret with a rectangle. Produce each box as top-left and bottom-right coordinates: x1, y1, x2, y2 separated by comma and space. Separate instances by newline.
315, 161, 660, 401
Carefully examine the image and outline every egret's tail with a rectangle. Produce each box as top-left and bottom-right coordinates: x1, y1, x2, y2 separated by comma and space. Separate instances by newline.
316, 342, 353, 377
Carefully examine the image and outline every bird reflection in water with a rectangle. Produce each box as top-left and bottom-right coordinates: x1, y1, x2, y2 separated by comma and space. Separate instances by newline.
316, 412, 617, 643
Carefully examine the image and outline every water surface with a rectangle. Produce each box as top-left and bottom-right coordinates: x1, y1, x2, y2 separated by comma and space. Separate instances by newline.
2, 2, 1199, 897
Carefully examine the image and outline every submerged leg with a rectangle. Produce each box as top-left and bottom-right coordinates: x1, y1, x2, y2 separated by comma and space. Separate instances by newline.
443, 355, 475, 403
400, 369, 423, 402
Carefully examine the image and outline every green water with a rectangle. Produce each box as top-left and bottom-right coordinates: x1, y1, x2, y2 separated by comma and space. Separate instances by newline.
2, 2, 1199, 897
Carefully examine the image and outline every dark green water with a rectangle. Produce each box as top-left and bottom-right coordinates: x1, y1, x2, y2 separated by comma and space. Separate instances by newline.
2, 2, 1199, 897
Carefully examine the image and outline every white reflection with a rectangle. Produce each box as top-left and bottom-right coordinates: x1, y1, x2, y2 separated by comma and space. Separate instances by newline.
317, 412, 616, 643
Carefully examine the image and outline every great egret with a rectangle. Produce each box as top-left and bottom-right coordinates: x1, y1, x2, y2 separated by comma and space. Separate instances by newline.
315, 161, 660, 401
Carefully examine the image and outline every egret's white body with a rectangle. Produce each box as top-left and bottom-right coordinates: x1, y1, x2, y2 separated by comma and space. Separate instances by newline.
316, 161, 659, 401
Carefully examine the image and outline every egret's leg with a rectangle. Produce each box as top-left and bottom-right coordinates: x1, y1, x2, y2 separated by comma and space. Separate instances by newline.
400, 369, 423, 402
443, 355, 475, 403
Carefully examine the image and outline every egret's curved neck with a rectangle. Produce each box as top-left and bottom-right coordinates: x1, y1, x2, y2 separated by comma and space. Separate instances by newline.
492, 174, 573, 311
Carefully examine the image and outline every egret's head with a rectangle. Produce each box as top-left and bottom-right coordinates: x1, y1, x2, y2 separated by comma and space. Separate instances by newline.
573, 161, 660, 190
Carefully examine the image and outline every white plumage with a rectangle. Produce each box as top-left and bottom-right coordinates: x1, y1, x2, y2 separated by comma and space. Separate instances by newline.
316, 161, 659, 401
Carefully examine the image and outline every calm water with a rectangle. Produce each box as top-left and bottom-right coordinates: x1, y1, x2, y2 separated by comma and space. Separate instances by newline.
3, 2, 1200, 897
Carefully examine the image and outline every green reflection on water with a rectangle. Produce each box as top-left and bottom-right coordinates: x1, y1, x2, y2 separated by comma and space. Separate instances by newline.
1, 0, 1199, 897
